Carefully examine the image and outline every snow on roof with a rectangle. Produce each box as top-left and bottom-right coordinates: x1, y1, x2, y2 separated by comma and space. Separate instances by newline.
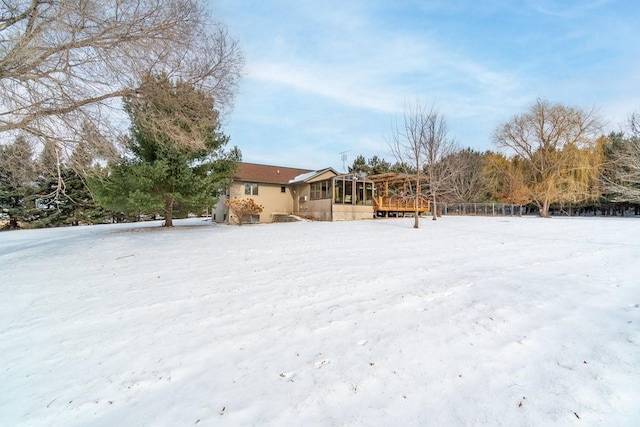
289, 167, 339, 184
289, 170, 318, 183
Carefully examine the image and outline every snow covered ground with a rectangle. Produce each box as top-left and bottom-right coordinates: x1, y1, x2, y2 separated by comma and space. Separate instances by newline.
1, 216, 639, 426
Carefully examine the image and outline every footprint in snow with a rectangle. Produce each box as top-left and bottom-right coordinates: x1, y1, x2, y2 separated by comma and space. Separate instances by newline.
314, 359, 330, 368
279, 371, 296, 379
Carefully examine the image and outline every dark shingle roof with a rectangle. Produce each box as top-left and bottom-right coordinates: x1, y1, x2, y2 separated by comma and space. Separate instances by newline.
234, 162, 314, 185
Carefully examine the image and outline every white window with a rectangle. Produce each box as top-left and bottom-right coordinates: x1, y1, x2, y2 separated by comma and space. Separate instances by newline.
244, 183, 259, 195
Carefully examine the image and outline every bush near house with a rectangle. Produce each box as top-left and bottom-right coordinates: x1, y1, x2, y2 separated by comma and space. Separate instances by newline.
224, 198, 263, 226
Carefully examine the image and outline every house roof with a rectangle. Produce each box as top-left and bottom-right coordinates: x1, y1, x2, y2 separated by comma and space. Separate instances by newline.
289, 167, 340, 184
234, 162, 314, 185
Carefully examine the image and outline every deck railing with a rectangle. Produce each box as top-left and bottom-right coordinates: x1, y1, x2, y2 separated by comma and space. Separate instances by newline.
374, 196, 430, 212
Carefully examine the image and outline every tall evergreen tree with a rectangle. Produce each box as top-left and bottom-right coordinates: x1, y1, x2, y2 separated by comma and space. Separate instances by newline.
33, 141, 62, 214
368, 155, 392, 175
348, 155, 393, 176
31, 141, 111, 227
0, 136, 37, 229
91, 75, 239, 226
348, 155, 370, 175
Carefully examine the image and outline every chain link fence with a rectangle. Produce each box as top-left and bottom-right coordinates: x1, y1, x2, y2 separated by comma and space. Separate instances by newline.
441, 203, 523, 217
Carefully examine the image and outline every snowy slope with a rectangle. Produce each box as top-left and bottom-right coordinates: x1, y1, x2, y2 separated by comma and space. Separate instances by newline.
1, 216, 639, 426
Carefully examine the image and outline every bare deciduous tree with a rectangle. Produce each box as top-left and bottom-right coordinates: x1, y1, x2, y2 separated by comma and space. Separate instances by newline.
389, 101, 428, 228
389, 101, 455, 227
493, 99, 602, 217
0, 0, 243, 157
447, 149, 489, 203
631, 112, 640, 138
603, 113, 640, 202
422, 109, 457, 220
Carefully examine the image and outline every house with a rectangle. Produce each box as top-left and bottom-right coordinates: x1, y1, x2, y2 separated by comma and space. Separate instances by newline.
214, 162, 377, 223
213, 162, 312, 224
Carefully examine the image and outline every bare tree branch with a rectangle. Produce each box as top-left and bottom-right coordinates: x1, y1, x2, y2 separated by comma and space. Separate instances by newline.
1, 0, 243, 156
602, 115, 640, 202
388, 100, 455, 226
422, 106, 457, 220
493, 99, 603, 217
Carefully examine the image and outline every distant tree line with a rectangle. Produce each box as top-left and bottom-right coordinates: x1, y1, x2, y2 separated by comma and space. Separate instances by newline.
1, 133, 113, 229
350, 100, 640, 220
1, 76, 240, 230
6, 98, 638, 230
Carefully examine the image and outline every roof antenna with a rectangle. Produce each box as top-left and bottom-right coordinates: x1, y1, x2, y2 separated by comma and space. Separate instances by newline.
339, 150, 351, 173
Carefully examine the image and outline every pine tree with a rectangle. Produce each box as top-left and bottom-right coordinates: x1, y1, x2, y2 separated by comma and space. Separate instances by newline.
90, 75, 239, 226
368, 156, 392, 175
30, 141, 63, 226
0, 136, 37, 229
348, 155, 370, 175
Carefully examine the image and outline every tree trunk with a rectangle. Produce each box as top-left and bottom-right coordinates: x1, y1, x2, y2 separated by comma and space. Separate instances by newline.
164, 199, 174, 227
540, 199, 551, 218
432, 193, 438, 220
414, 178, 420, 228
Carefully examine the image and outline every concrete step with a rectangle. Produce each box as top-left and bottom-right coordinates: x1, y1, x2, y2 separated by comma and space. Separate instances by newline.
272, 214, 300, 223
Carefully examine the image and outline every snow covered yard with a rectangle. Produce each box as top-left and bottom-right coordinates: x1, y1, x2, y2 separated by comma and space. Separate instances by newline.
1, 216, 639, 426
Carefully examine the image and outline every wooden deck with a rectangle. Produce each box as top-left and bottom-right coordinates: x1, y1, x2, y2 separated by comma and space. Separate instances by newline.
373, 196, 430, 214
369, 172, 431, 216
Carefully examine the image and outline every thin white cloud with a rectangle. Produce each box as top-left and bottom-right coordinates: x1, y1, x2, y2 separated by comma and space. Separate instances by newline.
246, 61, 396, 114
245, 28, 520, 122
529, 0, 613, 17
213, 0, 640, 165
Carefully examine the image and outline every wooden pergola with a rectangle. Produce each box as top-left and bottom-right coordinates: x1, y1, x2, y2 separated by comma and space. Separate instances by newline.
368, 172, 431, 217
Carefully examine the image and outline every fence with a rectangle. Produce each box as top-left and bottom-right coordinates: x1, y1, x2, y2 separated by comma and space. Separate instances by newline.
441, 203, 523, 217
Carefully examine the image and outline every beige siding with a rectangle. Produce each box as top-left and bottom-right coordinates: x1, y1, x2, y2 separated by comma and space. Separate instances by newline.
228, 181, 293, 223
305, 198, 333, 221
307, 170, 337, 183
332, 204, 374, 221
292, 183, 311, 217
213, 195, 229, 223
296, 172, 335, 220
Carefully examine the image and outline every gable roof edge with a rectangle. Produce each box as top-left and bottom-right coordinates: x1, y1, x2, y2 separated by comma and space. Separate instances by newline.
289, 167, 339, 184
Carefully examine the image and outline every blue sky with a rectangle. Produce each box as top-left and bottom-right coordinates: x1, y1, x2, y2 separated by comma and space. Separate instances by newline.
212, 0, 640, 172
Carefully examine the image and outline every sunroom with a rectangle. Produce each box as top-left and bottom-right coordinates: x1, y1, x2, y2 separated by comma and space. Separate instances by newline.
293, 172, 375, 221
330, 174, 375, 220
